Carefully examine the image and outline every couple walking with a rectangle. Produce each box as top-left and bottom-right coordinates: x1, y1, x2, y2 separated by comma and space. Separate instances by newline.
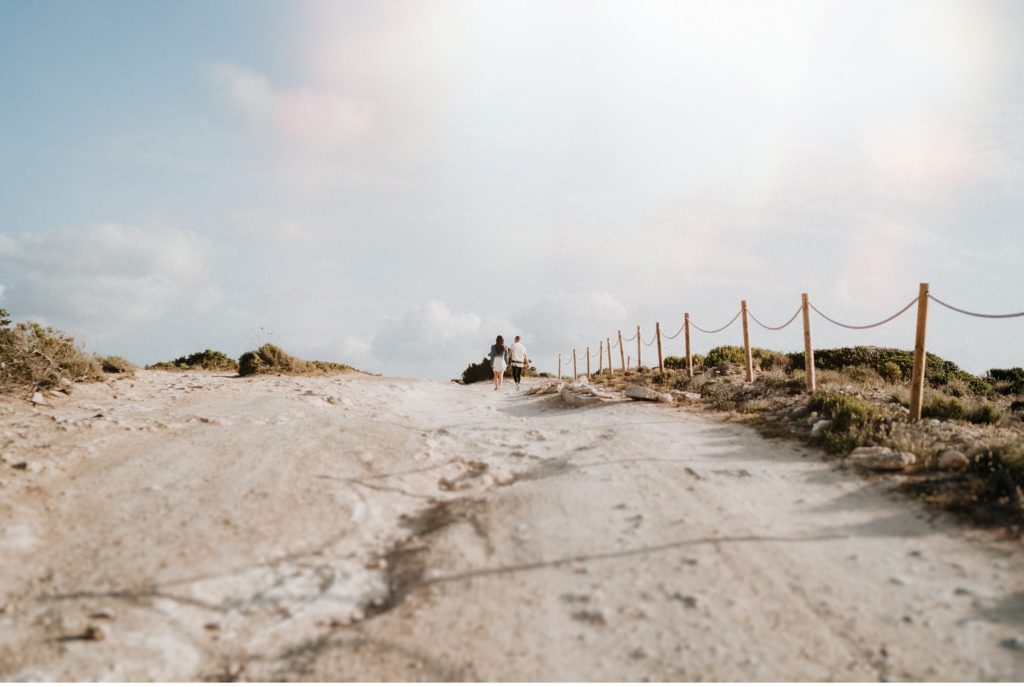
488, 335, 529, 391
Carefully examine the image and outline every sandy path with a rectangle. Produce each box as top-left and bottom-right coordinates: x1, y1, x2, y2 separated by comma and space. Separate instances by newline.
0, 371, 1021, 680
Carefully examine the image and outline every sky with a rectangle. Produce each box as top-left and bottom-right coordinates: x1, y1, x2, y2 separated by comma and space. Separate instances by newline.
1, 0, 1022, 379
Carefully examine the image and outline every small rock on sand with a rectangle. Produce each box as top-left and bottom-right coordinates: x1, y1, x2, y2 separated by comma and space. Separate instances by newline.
937, 449, 969, 471
810, 419, 833, 437
624, 386, 672, 403
847, 446, 916, 471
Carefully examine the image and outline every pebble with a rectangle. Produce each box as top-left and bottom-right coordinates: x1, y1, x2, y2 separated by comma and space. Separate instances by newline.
82, 625, 105, 641
810, 420, 833, 437
1000, 637, 1023, 652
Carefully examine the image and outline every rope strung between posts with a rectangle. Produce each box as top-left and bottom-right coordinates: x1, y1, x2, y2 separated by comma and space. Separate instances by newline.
642, 334, 657, 347
661, 323, 685, 339
808, 297, 918, 330
690, 309, 742, 334
748, 304, 802, 331
622, 330, 639, 342
610, 338, 620, 349
928, 294, 1024, 319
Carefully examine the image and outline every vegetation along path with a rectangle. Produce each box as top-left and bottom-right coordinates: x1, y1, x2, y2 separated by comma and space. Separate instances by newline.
0, 370, 1021, 680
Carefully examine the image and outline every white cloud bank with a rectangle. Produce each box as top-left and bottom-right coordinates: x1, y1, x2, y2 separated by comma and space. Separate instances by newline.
0, 224, 221, 347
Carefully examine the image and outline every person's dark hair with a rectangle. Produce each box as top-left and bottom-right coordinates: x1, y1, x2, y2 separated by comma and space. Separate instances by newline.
495, 335, 505, 353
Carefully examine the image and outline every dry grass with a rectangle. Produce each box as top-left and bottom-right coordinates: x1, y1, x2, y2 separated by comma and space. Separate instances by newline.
0, 317, 105, 392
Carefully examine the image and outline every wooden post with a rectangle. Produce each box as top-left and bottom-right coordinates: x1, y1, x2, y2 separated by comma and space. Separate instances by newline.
586, 346, 591, 378
741, 300, 754, 382
558, 354, 562, 381
572, 348, 577, 380
801, 293, 816, 393
618, 330, 625, 371
909, 283, 930, 421
684, 312, 693, 377
598, 340, 603, 374
636, 325, 642, 370
607, 337, 613, 374
656, 322, 664, 373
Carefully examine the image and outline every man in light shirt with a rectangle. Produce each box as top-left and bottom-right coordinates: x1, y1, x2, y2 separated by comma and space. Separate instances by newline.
508, 336, 529, 391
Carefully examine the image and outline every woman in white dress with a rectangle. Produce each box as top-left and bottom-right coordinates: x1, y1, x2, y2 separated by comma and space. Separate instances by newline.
489, 335, 509, 391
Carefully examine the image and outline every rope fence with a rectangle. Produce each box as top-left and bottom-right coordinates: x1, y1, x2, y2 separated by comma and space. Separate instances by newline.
928, 294, 1024, 319
748, 305, 802, 331
808, 297, 919, 330
690, 309, 742, 334
555, 283, 1022, 421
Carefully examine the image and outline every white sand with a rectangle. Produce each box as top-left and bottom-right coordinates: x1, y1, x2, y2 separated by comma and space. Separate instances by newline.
0, 370, 1021, 680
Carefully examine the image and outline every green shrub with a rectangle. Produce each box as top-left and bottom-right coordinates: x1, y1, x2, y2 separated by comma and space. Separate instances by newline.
788, 347, 989, 394
752, 348, 791, 372
461, 358, 494, 384
987, 367, 1024, 395
966, 402, 1001, 425
808, 392, 881, 453
664, 356, 688, 370
699, 382, 736, 410
970, 442, 1024, 506
879, 361, 902, 383
149, 349, 238, 371
652, 371, 673, 385
921, 394, 965, 421
100, 356, 135, 374
705, 346, 745, 368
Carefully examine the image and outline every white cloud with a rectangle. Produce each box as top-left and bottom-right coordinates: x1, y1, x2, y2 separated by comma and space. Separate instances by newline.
209, 63, 374, 148
208, 62, 375, 186
0, 224, 217, 336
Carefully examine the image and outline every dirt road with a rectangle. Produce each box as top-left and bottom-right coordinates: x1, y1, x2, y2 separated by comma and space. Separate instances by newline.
1, 371, 1021, 680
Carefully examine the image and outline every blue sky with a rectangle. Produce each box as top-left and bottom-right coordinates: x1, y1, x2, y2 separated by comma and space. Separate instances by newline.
1, 0, 1022, 378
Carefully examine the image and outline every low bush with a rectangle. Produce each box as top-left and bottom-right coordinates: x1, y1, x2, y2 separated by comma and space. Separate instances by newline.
149, 349, 238, 372
664, 356, 688, 370
0, 312, 105, 391
969, 441, 1024, 507
652, 370, 674, 385
878, 361, 903, 383
753, 348, 791, 372
238, 343, 352, 377
100, 356, 135, 374
987, 367, 1024, 395
808, 392, 882, 453
462, 358, 494, 384
789, 346, 990, 394
699, 382, 737, 410
704, 346, 746, 368
921, 394, 965, 421
966, 402, 1001, 425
